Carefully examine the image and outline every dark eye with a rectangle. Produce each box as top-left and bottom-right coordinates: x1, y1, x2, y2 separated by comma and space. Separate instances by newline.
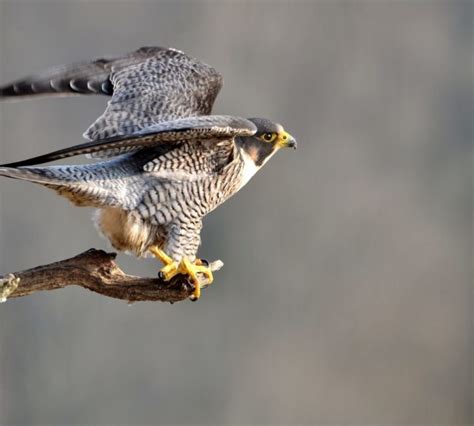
262, 133, 275, 142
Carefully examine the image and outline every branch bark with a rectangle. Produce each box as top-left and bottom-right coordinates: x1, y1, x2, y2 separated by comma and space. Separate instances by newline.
0, 249, 222, 303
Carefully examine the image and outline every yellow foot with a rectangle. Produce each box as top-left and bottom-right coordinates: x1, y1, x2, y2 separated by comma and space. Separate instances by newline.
149, 247, 213, 300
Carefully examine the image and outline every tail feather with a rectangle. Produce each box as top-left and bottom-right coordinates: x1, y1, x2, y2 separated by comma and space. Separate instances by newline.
0, 165, 117, 207
0, 165, 67, 185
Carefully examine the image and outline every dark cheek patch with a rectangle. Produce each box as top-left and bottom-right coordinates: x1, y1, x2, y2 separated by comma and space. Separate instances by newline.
253, 145, 272, 166
240, 138, 276, 166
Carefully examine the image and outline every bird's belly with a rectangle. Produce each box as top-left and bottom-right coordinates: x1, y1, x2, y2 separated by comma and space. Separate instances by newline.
94, 207, 164, 256
137, 177, 221, 223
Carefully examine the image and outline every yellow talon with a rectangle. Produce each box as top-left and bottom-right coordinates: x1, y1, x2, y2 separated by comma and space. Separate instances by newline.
149, 247, 213, 300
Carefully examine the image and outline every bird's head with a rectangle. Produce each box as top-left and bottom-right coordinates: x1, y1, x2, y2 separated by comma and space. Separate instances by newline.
235, 118, 297, 167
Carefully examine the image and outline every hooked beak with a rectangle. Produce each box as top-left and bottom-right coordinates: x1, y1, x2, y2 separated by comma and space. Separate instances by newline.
286, 136, 297, 150
278, 130, 297, 150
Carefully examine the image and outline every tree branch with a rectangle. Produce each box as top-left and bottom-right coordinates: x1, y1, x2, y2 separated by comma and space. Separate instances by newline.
0, 249, 223, 303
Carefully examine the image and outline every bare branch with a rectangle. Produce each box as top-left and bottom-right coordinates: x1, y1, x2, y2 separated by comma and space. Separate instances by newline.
0, 249, 223, 303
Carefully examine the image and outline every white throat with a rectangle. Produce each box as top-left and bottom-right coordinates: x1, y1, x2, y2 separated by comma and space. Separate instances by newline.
237, 147, 277, 190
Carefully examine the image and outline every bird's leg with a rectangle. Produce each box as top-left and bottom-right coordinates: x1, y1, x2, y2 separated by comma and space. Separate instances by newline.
149, 246, 213, 300
149, 246, 179, 282
149, 246, 173, 265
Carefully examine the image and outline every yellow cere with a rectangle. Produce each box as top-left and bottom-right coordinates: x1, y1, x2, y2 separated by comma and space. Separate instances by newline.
276, 130, 292, 147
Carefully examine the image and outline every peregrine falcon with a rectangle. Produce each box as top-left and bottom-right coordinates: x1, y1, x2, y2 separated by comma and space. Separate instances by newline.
0, 47, 296, 300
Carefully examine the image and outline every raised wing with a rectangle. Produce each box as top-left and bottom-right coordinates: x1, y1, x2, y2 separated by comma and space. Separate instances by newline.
1, 116, 256, 168
0, 46, 223, 141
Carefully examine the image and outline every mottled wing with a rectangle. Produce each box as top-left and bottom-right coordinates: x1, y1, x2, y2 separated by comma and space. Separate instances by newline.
84, 48, 223, 142
0, 50, 141, 98
0, 46, 223, 143
1, 116, 257, 168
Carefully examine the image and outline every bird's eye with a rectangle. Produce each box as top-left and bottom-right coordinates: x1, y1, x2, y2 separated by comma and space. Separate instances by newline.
261, 132, 276, 142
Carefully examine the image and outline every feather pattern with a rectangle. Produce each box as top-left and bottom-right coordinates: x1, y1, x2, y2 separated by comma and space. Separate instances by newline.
0, 46, 224, 148
0, 116, 256, 168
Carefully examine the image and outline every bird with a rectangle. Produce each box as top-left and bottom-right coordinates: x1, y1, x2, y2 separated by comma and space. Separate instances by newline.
0, 46, 296, 300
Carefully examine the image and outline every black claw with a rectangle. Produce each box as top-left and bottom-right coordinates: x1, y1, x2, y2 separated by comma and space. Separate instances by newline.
158, 271, 165, 281
200, 258, 209, 266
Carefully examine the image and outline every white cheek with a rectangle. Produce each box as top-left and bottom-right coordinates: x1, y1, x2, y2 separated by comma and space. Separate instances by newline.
238, 150, 260, 190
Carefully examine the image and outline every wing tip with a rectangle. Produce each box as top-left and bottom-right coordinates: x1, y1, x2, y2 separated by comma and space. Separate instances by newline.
0, 84, 16, 98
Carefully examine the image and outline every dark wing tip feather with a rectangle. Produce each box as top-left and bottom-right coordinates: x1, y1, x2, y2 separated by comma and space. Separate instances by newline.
0, 78, 55, 98
0, 84, 17, 97
0, 141, 100, 168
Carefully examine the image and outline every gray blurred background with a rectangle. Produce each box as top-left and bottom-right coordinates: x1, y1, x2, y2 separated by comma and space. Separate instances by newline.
0, 1, 472, 424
